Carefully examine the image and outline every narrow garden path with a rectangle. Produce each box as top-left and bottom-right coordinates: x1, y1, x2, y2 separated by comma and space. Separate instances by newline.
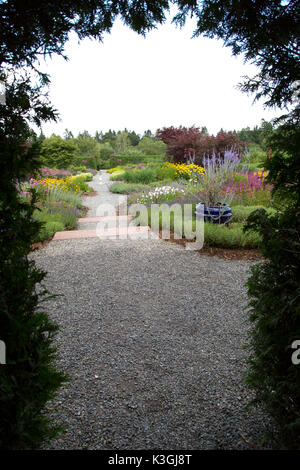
30, 171, 268, 450
53, 171, 150, 239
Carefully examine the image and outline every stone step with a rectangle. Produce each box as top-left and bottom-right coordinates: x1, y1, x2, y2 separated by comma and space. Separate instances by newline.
77, 215, 136, 230
52, 225, 151, 241
78, 215, 133, 223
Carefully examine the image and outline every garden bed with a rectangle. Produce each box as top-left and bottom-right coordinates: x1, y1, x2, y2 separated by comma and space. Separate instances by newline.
19, 171, 95, 243
158, 229, 263, 259
109, 154, 275, 251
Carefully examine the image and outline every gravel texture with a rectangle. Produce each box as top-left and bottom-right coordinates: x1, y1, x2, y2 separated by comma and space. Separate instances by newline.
29, 172, 269, 450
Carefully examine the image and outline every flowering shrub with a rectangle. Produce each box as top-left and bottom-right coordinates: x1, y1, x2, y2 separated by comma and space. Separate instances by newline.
29, 176, 83, 194
223, 171, 273, 205
106, 166, 123, 173
163, 162, 205, 180
202, 148, 241, 176
199, 178, 235, 206
18, 173, 89, 242
136, 185, 185, 204
38, 167, 71, 179
191, 149, 242, 205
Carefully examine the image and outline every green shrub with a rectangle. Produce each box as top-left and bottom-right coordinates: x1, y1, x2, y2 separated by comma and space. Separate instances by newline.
33, 208, 64, 231
109, 183, 145, 194
244, 208, 300, 448
99, 143, 114, 160
67, 175, 91, 193
156, 165, 177, 181
134, 205, 262, 248
46, 188, 83, 208
122, 168, 158, 184
98, 159, 113, 169
231, 188, 273, 207
68, 165, 87, 174
38, 220, 65, 241
236, 162, 264, 172
80, 156, 97, 170
135, 137, 166, 156
245, 144, 267, 163
204, 222, 261, 248
33, 201, 83, 240
109, 182, 146, 194
0, 135, 68, 449
108, 154, 164, 167
57, 211, 77, 230
109, 170, 126, 181
73, 172, 93, 182
40, 135, 77, 169
71, 174, 85, 183
80, 172, 93, 181
231, 205, 276, 223
243, 123, 300, 449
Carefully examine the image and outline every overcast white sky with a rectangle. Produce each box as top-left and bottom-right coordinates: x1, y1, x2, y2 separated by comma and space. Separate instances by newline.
39, 9, 281, 138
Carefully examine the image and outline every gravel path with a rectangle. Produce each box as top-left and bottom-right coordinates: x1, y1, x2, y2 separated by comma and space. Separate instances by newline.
30, 172, 268, 450
82, 170, 126, 215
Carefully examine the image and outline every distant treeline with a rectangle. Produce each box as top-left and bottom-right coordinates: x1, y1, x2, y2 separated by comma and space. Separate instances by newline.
31, 120, 275, 169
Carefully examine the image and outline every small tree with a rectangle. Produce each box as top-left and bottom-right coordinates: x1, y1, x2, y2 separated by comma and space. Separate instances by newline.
63, 128, 74, 140
114, 131, 131, 154
41, 134, 77, 168
74, 132, 100, 167
0, 0, 176, 449
127, 129, 140, 146
157, 126, 245, 163
0, 70, 68, 449
136, 137, 166, 155
244, 123, 300, 448
156, 126, 209, 163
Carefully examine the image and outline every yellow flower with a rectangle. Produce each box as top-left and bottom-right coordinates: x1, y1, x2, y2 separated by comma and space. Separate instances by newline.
163, 162, 205, 178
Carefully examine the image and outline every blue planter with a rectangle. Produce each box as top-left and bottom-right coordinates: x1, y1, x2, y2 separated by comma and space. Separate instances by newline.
195, 203, 232, 224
